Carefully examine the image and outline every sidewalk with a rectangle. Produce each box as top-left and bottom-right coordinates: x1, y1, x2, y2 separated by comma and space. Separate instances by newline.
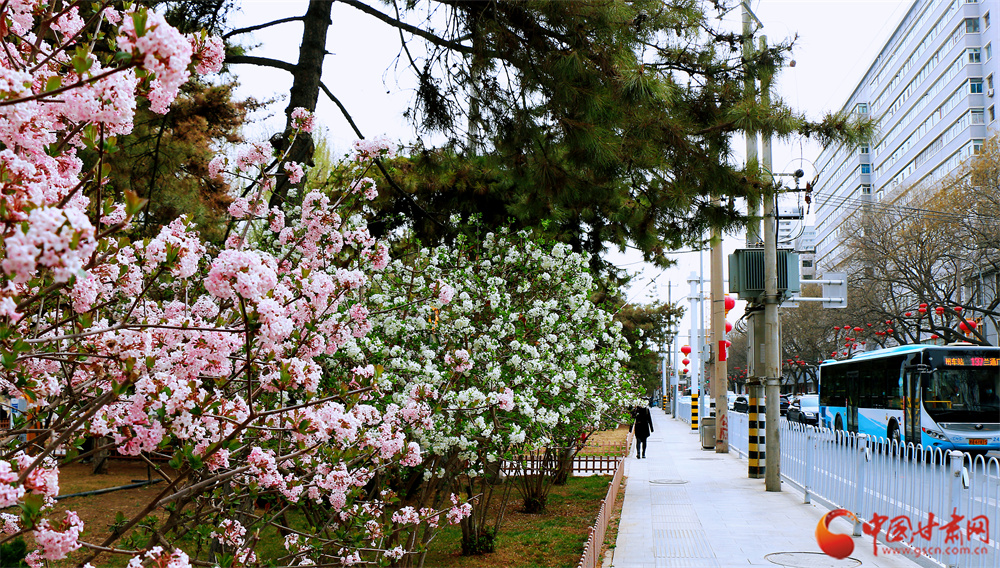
608, 408, 920, 568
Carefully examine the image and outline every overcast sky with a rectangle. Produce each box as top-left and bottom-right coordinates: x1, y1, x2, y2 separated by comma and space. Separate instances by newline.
228, 0, 913, 335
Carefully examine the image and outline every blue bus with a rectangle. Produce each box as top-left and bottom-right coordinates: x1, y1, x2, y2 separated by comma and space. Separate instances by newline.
818, 344, 1000, 453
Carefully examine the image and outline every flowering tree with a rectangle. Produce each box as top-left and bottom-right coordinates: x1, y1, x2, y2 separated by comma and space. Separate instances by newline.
360, 229, 640, 557
0, 3, 469, 567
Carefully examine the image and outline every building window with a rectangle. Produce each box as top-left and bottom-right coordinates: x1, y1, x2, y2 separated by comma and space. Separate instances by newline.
861, 184, 872, 195
974, 139, 985, 154
985, 12, 991, 28
859, 145, 869, 155
969, 47, 982, 63
855, 103, 868, 115
990, 105, 996, 122
861, 164, 872, 174
802, 260, 813, 268
967, 18, 981, 33
972, 109, 985, 123
989, 75, 995, 90
987, 43, 994, 60
971, 78, 984, 93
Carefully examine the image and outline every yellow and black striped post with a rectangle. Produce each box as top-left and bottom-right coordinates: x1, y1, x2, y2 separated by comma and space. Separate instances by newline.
748, 388, 765, 478
663, 395, 668, 409
691, 392, 699, 430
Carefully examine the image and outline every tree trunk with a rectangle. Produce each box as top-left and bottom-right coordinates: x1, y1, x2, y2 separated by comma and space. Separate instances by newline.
269, 0, 333, 209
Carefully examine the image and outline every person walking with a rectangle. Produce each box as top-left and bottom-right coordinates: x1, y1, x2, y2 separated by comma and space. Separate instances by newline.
629, 404, 654, 458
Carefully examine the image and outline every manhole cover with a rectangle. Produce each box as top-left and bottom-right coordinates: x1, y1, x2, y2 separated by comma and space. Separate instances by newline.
765, 552, 861, 568
649, 479, 688, 485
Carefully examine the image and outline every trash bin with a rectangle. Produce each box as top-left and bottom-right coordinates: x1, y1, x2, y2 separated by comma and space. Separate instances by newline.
700, 417, 716, 449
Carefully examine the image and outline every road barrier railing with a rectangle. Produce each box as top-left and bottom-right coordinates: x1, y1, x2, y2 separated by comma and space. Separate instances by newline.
724, 411, 999, 568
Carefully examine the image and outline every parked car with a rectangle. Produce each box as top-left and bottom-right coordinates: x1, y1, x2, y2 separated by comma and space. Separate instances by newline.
779, 394, 791, 415
733, 395, 749, 413
786, 394, 820, 425
727, 392, 739, 410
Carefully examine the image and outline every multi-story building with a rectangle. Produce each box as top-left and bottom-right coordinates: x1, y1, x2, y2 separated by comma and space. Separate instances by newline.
812, 0, 998, 271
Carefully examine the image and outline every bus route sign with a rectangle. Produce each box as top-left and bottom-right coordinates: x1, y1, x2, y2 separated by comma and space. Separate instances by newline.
943, 357, 1000, 367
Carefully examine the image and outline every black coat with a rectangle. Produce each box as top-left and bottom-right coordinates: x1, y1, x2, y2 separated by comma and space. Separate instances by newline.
630, 407, 654, 440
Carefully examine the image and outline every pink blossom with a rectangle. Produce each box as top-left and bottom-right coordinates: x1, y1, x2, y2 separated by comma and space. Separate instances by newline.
352, 135, 396, 161
34, 511, 83, 560
391, 506, 420, 525
50, 7, 84, 41
210, 519, 246, 547
437, 281, 455, 304
284, 161, 304, 184
447, 502, 473, 524
351, 177, 378, 200
2, 205, 97, 284
228, 197, 250, 218
0, 512, 19, 534
445, 349, 472, 373
117, 10, 192, 113
368, 242, 390, 270
234, 141, 272, 172
291, 107, 315, 133
0, 297, 22, 322
269, 207, 285, 232
208, 155, 226, 180
205, 249, 278, 302
190, 34, 225, 75
400, 442, 422, 466
102, 7, 122, 25
497, 387, 515, 411
101, 203, 128, 226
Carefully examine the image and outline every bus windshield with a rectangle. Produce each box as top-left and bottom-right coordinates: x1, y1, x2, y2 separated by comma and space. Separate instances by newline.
922, 367, 1000, 423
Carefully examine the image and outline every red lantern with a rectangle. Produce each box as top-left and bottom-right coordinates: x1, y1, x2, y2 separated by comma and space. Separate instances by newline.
969, 320, 977, 330
854, 327, 863, 333
930, 334, 938, 340
724, 295, 736, 312
920, 303, 928, 308
886, 329, 893, 334
905, 312, 912, 317
918, 307, 926, 314
935, 306, 945, 315
833, 326, 841, 331
959, 322, 969, 333
954, 306, 963, 313
682, 358, 690, 366
885, 320, 892, 325
681, 345, 692, 355
682, 368, 689, 373
724, 340, 732, 347
725, 321, 733, 333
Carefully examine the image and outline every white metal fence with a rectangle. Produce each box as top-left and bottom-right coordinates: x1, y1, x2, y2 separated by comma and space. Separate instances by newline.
726, 411, 999, 568
677, 399, 691, 424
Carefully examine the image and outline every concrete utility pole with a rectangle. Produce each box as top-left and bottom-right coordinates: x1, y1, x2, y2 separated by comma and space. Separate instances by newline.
760, 36, 781, 493
742, 0, 766, 480
742, 1, 761, 247
711, 213, 729, 453
688, 273, 701, 432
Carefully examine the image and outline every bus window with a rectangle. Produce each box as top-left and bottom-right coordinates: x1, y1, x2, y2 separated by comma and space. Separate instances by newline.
923, 367, 1000, 422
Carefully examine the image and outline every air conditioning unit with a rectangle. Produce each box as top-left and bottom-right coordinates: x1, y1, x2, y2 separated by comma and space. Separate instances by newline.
728, 248, 801, 301
989, 88, 995, 97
